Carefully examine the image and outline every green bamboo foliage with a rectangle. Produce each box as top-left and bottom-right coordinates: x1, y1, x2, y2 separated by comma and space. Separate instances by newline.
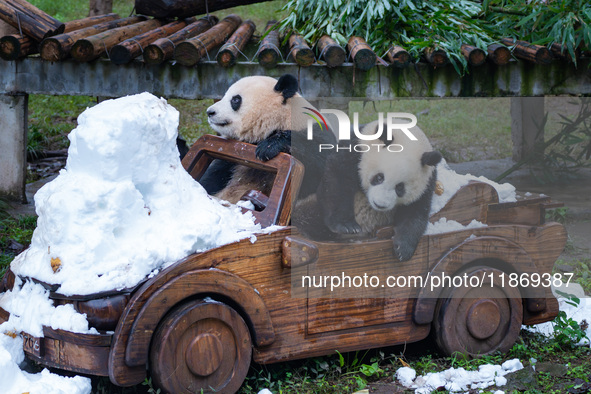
483, 0, 591, 64
279, 0, 498, 73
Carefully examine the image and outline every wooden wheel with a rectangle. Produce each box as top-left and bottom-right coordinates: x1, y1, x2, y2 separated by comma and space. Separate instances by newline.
150, 299, 252, 393
432, 266, 523, 357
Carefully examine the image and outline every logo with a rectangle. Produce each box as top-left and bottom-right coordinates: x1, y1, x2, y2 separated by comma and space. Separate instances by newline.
303, 107, 329, 131
306, 110, 418, 152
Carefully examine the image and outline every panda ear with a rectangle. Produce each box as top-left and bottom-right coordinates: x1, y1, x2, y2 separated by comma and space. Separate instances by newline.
274, 74, 299, 104
421, 151, 443, 167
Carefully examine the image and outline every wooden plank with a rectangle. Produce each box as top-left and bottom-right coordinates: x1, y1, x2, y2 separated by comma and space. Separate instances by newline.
430, 181, 499, 225
26, 338, 110, 376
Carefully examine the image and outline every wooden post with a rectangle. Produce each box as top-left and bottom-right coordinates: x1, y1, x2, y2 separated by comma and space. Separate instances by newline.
40, 15, 146, 62
385, 45, 410, 68
110, 18, 195, 65
0, 93, 28, 202
71, 18, 163, 62
511, 97, 545, 161
487, 43, 511, 65
501, 37, 552, 64
316, 35, 345, 68
288, 33, 314, 67
347, 36, 376, 70
217, 20, 255, 67
424, 47, 449, 67
257, 21, 281, 68
461, 44, 486, 66
174, 14, 242, 67
143, 16, 217, 65
0, 34, 36, 60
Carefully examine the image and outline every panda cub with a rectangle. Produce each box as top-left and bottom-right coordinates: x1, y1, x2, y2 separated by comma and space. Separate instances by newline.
202, 74, 334, 204
296, 120, 442, 262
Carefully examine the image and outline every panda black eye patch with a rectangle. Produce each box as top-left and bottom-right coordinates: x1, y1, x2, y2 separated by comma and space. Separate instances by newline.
370, 173, 384, 186
231, 95, 242, 111
395, 182, 405, 197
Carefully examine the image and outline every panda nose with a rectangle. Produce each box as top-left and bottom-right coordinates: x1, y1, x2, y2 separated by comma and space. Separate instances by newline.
207, 109, 216, 117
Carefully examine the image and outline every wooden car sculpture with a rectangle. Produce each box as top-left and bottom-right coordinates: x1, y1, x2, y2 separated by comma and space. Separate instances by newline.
0, 134, 567, 393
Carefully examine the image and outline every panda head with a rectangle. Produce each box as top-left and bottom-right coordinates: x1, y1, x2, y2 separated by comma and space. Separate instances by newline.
206, 74, 302, 143
358, 121, 442, 212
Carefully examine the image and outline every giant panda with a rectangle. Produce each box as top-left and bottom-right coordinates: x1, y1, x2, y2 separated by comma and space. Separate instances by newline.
295, 120, 442, 262
201, 74, 335, 204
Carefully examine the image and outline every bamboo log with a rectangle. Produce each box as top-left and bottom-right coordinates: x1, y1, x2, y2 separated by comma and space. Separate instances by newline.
143, 16, 217, 65
40, 16, 146, 62
501, 37, 552, 64
347, 36, 376, 71
487, 43, 511, 65
288, 33, 314, 66
5, 0, 64, 37
0, 34, 35, 60
316, 35, 345, 68
174, 14, 241, 67
0, 1, 64, 41
217, 20, 255, 67
111, 18, 195, 65
70, 18, 162, 62
136, 0, 274, 19
257, 21, 281, 68
460, 44, 486, 66
424, 47, 449, 67
385, 45, 410, 68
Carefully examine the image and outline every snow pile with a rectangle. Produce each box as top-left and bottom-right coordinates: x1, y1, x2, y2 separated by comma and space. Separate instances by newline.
396, 359, 523, 393
426, 218, 487, 235
9, 93, 261, 296
431, 161, 516, 215
0, 324, 91, 394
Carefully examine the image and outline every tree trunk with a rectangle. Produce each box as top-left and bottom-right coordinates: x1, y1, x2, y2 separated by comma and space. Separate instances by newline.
288, 33, 314, 67
89, 0, 114, 17
257, 21, 280, 68
135, 0, 274, 19
316, 35, 345, 68
347, 36, 376, 71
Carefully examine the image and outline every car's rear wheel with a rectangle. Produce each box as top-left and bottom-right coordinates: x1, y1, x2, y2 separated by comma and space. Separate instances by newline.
150, 299, 252, 393
433, 265, 523, 357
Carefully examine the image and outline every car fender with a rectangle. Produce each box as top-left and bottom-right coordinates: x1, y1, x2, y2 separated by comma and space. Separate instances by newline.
108, 267, 274, 387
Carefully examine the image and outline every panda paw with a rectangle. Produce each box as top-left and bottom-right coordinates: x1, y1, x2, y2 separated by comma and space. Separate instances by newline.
255, 130, 291, 161
392, 237, 415, 262
326, 218, 362, 235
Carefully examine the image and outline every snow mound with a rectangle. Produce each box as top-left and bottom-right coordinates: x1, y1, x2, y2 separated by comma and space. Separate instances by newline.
431, 161, 516, 215
397, 358, 523, 393
0, 323, 91, 394
9, 93, 261, 296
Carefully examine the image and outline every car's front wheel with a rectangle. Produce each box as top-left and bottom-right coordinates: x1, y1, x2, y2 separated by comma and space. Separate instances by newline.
150, 299, 252, 393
